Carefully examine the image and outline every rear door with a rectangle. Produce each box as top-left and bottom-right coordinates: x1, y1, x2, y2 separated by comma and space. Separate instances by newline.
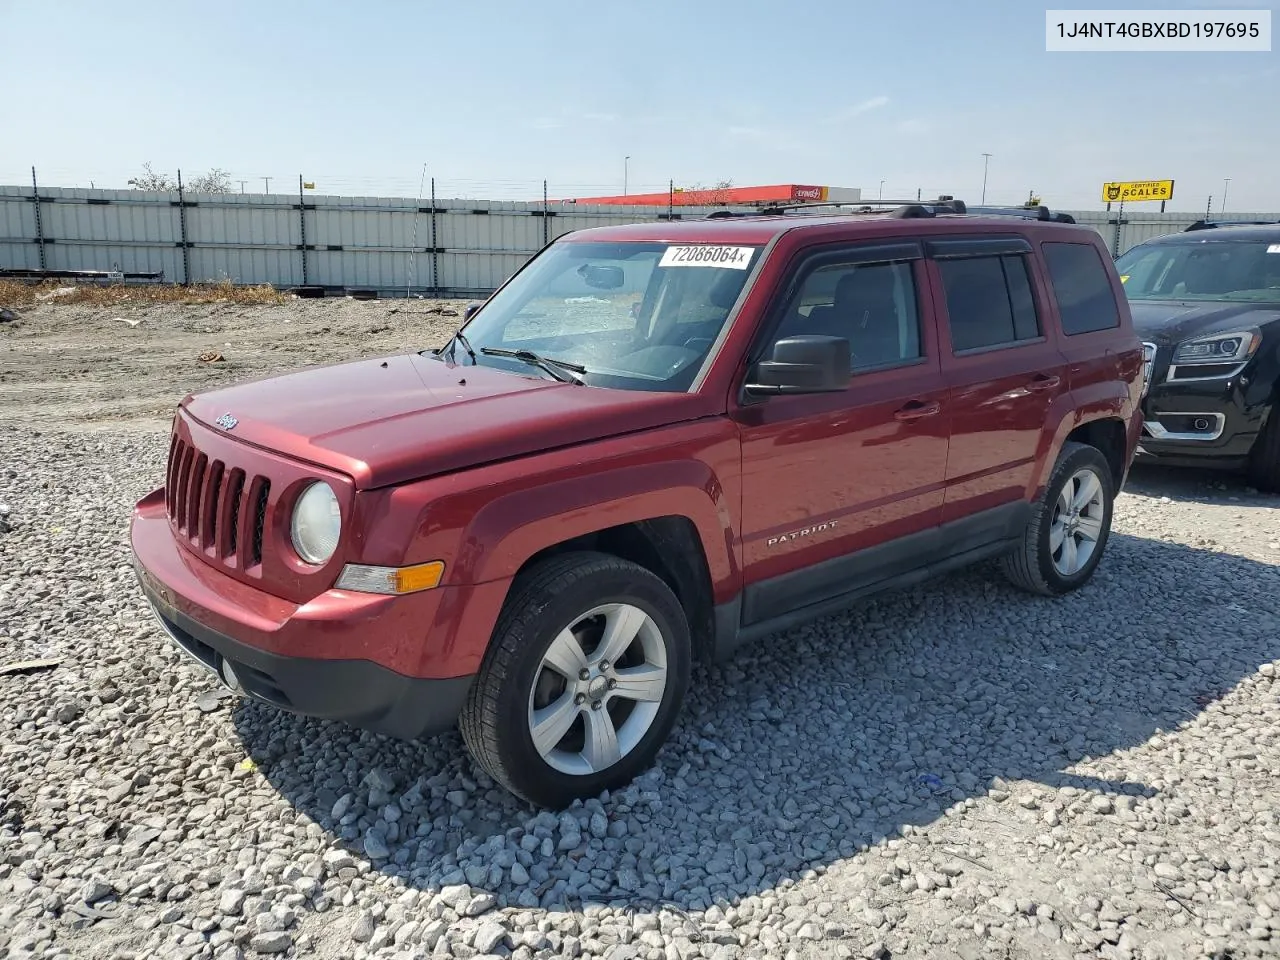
732, 241, 951, 625
928, 236, 1071, 525
1038, 238, 1144, 459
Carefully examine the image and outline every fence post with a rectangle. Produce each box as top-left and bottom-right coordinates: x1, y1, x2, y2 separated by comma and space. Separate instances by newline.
177, 169, 191, 285
30, 166, 47, 272
298, 174, 309, 286
430, 178, 439, 296
543, 180, 549, 246
1111, 199, 1124, 257
668, 179, 673, 220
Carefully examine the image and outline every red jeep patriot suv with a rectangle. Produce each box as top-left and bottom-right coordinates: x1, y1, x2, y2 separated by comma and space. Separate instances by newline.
130, 200, 1144, 808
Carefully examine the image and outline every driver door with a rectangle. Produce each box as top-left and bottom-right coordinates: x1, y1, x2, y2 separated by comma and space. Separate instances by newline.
731, 243, 950, 626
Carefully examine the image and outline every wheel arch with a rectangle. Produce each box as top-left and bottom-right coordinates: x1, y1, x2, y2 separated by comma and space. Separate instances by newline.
512, 516, 718, 665
1064, 417, 1129, 492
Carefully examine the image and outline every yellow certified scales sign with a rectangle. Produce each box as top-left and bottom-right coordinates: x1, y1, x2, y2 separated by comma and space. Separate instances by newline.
1102, 180, 1175, 203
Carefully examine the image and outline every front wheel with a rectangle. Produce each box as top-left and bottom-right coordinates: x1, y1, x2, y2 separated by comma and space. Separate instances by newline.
1001, 441, 1115, 596
459, 551, 691, 808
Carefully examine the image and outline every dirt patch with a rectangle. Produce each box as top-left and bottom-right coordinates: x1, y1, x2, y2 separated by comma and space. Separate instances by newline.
0, 279, 288, 308
0, 297, 466, 432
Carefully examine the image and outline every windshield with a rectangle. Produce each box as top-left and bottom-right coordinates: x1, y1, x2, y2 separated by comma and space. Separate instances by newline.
436, 239, 762, 392
1115, 239, 1280, 302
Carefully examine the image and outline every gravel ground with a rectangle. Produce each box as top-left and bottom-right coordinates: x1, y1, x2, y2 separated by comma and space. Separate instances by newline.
2, 298, 1280, 960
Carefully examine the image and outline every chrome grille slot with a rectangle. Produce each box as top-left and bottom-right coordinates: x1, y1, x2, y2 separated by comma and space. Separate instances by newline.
202, 460, 224, 552
249, 479, 271, 568
224, 469, 245, 559
186, 454, 207, 539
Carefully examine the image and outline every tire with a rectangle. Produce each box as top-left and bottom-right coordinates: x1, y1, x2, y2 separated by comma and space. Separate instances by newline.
1001, 441, 1115, 596
1247, 409, 1280, 494
459, 551, 691, 809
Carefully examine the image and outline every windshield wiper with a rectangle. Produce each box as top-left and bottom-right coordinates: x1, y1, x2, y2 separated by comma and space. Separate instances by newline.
444, 330, 477, 363
479, 347, 586, 384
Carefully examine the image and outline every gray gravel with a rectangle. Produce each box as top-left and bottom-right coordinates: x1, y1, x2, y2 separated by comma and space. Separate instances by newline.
3, 302, 1280, 960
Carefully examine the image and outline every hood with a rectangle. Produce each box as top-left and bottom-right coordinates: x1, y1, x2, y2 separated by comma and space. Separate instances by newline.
1128, 299, 1280, 345
183, 352, 714, 488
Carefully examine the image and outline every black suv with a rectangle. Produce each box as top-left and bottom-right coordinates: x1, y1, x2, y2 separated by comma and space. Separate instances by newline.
1114, 222, 1280, 491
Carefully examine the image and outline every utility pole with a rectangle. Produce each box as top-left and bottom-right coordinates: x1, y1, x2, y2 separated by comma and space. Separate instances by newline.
238, 180, 247, 194
981, 153, 992, 204
879, 180, 885, 200
624, 156, 630, 196
262, 176, 272, 194
1221, 178, 1231, 214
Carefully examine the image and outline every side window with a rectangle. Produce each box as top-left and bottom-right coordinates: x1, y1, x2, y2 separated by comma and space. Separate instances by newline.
938, 255, 1041, 352
774, 260, 922, 371
1042, 242, 1122, 335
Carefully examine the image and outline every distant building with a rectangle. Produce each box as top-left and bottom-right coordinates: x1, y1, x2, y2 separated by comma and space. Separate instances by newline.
563, 184, 863, 207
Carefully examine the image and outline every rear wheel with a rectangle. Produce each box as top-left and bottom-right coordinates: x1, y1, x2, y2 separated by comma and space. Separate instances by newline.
1247, 410, 1280, 494
459, 551, 690, 808
1001, 441, 1115, 596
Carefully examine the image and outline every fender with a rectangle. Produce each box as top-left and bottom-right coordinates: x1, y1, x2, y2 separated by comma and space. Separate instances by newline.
1031, 380, 1134, 498
352, 417, 743, 602
463, 460, 739, 596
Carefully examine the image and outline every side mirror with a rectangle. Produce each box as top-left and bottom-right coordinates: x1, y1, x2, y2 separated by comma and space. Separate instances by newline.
463, 301, 483, 322
744, 335, 850, 395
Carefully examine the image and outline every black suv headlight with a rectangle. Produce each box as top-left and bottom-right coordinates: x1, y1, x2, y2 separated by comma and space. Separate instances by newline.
1172, 329, 1261, 366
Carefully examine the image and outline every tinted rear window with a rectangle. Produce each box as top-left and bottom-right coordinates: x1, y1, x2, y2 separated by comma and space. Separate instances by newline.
938, 255, 1041, 352
1043, 242, 1121, 335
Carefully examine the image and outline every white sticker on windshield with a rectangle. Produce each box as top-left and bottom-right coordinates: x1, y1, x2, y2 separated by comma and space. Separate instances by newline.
659, 245, 755, 269
1268, 244, 1280, 254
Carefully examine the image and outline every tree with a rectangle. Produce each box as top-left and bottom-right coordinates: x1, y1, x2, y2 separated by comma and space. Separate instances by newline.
187, 168, 232, 194
127, 163, 233, 194
679, 179, 735, 206
127, 162, 177, 191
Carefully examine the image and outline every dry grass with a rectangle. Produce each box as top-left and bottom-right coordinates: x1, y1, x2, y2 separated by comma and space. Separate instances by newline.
0, 278, 288, 309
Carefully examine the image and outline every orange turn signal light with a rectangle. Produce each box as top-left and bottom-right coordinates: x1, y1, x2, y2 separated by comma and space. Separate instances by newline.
335, 560, 446, 595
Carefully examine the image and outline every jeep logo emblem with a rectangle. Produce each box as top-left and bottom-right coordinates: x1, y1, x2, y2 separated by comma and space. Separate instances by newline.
215, 413, 239, 431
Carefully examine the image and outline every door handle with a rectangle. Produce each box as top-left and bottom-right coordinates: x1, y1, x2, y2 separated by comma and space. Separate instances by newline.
894, 400, 941, 421
1026, 374, 1061, 393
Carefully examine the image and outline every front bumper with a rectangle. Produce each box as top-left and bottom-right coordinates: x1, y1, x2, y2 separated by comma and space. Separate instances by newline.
129, 489, 500, 740
138, 575, 473, 739
1135, 358, 1265, 470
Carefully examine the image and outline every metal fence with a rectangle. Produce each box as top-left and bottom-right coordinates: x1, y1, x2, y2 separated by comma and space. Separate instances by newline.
2, 183, 1277, 296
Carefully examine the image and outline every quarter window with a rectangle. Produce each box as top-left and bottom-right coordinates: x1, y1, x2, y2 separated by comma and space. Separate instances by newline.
1043, 242, 1122, 335
773, 260, 922, 371
939, 255, 1041, 352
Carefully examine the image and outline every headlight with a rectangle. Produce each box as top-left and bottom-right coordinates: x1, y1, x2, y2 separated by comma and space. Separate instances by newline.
290, 482, 341, 565
1172, 329, 1261, 366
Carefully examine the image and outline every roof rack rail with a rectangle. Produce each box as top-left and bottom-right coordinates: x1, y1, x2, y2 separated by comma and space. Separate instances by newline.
1185, 218, 1280, 231
701, 196, 1079, 224
702, 197, 969, 219
961, 204, 1077, 224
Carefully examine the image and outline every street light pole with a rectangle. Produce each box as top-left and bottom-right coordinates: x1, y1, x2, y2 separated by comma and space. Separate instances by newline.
981, 153, 992, 204
624, 156, 630, 196
1222, 178, 1231, 214
879, 179, 885, 200
262, 177, 271, 194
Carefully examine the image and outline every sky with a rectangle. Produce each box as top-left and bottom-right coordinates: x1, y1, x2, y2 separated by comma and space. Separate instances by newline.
1, 0, 1276, 212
